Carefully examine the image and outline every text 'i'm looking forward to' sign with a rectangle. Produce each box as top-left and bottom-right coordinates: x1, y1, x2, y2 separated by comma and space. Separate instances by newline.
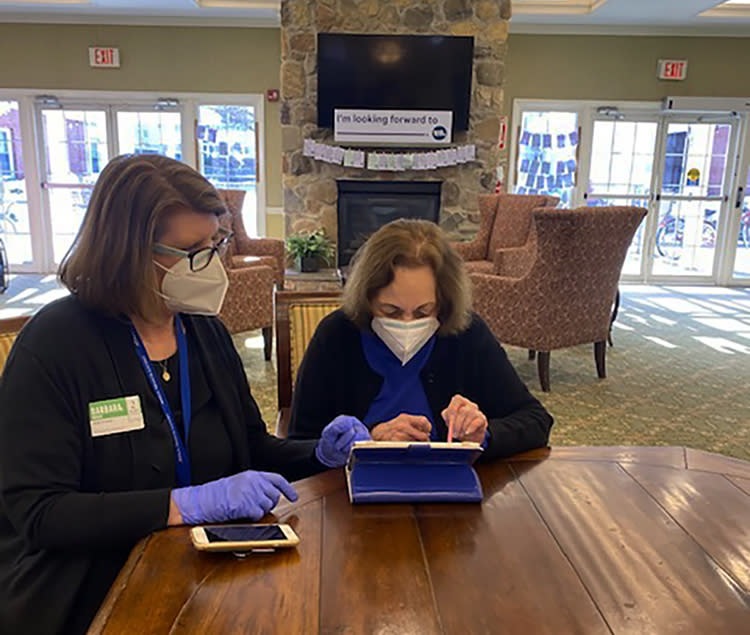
334, 109, 453, 146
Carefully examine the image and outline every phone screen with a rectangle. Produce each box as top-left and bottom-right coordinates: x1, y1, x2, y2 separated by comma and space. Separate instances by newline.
204, 525, 286, 543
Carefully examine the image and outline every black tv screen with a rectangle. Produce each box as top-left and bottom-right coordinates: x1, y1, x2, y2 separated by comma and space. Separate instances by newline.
317, 33, 474, 133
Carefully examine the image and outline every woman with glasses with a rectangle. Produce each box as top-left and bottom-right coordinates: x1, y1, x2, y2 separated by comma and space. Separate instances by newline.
0, 154, 368, 635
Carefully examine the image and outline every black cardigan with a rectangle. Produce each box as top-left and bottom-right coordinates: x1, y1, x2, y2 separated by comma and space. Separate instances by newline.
0, 296, 321, 635
288, 310, 553, 460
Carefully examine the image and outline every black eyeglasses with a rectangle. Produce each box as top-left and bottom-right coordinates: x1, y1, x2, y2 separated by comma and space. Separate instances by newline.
153, 229, 233, 272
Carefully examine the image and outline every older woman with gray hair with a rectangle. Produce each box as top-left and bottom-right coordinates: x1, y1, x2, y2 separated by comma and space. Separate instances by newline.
288, 218, 553, 459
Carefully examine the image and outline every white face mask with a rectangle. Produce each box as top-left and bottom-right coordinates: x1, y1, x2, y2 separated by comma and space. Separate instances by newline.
371, 316, 439, 366
155, 255, 229, 316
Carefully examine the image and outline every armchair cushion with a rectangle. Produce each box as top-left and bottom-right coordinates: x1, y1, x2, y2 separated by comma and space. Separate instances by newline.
463, 260, 495, 275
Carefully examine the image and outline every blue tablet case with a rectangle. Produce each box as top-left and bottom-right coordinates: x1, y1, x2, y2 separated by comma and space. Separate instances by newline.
346, 441, 484, 504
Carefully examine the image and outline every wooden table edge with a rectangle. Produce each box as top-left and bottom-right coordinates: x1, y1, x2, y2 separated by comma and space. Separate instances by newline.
88, 533, 152, 634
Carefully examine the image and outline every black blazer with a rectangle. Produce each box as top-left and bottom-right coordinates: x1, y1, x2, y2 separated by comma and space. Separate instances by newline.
0, 296, 321, 635
288, 310, 553, 461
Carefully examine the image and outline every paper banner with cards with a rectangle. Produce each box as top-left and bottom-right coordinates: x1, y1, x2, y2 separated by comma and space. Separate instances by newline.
303, 139, 476, 171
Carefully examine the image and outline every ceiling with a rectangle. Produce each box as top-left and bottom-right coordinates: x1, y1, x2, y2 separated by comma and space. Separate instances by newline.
0, 0, 748, 35
511, 0, 750, 34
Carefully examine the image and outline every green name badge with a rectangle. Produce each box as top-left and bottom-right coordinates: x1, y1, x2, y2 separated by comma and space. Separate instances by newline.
89, 396, 145, 437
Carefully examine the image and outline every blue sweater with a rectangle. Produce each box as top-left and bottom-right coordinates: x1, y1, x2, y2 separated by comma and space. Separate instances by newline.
360, 330, 439, 440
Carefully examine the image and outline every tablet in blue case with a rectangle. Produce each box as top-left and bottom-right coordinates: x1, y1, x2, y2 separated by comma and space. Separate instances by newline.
345, 441, 484, 504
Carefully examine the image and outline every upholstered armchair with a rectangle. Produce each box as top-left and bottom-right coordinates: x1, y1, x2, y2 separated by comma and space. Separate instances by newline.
219, 263, 275, 360
215, 188, 280, 360
217, 189, 285, 290
470, 206, 647, 391
452, 193, 559, 275
274, 291, 342, 437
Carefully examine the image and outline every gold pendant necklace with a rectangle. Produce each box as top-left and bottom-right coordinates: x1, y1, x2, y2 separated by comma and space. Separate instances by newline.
158, 360, 171, 382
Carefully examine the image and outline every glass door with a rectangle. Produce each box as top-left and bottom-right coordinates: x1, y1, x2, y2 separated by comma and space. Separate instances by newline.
0, 100, 33, 267
651, 119, 737, 279
512, 109, 580, 208
37, 105, 109, 264
585, 115, 659, 276
115, 108, 182, 160
196, 104, 259, 235
730, 123, 750, 281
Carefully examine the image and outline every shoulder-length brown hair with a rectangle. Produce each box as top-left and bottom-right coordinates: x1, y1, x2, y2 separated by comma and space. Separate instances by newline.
342, 219, 472, 335
58, 154, 226, 321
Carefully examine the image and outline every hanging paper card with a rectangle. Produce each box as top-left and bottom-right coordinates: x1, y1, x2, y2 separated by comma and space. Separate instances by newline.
536, 175, 546, 189
542, 161, 551, 174
517, 186, 527, 194
526, 173, 535, 188
547, 175, 555, 189
353, 150, 366, 168
569, 130, 579, 145
303, 139, 315, 157
367, 153, 377, 170
520, 131, 531, 145
566, 159, 576, 173
467, 145, 476, 161
529, 159, 540, 176
557, 134, 566, 148
556, 161, 565, 175
531, 134, 541, 148
447, 148, 459, 165
521, 158, 530, 172
343, 149, 356, 167
555, 175, 564, 189
543, 134, 552, 149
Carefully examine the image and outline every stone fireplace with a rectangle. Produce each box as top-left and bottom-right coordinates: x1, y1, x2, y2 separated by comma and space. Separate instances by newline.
337, 180, 441, 267
280, 0, 510, 245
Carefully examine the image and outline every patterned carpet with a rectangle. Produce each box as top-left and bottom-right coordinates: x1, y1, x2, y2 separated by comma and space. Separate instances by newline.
235, 285, 750, 461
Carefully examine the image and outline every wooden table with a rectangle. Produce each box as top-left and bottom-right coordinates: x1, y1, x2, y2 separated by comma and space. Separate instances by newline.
90, 447, 750, 634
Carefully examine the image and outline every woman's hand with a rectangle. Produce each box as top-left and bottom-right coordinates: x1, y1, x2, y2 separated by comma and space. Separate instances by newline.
371, 414, 432, 441
316, 415, 371, 468
171, 471, 298, 525
441, 395, 488, 444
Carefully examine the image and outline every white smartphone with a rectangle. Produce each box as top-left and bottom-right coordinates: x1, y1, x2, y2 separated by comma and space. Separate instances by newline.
190, 524, 300, 552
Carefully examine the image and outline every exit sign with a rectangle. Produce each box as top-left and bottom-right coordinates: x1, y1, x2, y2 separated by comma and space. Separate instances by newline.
658, 59, 688, 81
89, 47, 120, 68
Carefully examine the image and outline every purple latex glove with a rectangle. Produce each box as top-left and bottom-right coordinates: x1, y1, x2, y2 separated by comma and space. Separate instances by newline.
172, 470, 298, 525
315, 415, 372, 468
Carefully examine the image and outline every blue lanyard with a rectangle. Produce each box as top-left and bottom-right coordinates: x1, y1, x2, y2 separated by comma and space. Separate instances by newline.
129, 315, 192, 487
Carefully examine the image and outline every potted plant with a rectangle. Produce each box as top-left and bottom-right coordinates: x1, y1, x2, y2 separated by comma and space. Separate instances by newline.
285, 229, 335, 273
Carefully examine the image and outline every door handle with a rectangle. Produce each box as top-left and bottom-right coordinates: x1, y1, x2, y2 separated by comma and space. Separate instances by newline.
737, 186, 745, 209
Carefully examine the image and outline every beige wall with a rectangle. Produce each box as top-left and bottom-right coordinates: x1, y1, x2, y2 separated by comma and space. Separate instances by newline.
504, 34, 750, 107
2, 22, 749, 239
0, 22, 284, 217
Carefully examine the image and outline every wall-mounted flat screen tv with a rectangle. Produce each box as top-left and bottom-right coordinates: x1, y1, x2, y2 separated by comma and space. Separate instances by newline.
317, 33, 474, 132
